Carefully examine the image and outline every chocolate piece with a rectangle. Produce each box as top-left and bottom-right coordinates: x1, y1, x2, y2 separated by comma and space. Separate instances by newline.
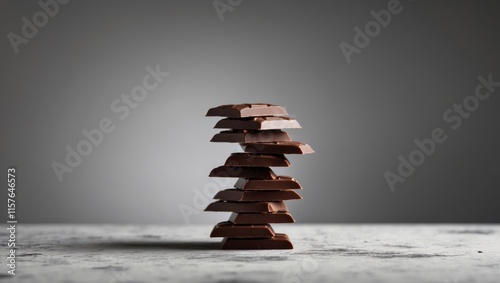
206, 103, 288, 118
204, 201, 287, 213
211, 130, 291, 143
209, 166, 276, 179
242, 141, 314, 154
214, 117, 301, 130
224, 153, 290, 167
210, 222, 275, 238
234, 176, 302, 190
221, 233, 293, 249
229, 211, 295, 224
214, 189, 301, 202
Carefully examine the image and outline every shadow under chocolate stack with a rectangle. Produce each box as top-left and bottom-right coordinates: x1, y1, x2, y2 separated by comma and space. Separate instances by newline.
205, 103, 314, 249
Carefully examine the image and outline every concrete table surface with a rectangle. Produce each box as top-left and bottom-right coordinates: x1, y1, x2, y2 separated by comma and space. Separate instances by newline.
1, 224, 499, 283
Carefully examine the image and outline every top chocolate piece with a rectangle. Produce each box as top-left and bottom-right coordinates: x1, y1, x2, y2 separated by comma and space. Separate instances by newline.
206, 103, 288, 118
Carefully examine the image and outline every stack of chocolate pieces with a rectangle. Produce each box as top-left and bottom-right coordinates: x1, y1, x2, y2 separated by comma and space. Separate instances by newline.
205, 103, 314, 249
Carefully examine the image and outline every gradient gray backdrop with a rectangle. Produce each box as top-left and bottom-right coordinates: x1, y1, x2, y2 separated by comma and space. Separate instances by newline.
1, 0, 499, 224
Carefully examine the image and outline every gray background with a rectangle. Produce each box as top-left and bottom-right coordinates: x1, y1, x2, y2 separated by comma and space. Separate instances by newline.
1, 0, 499, 224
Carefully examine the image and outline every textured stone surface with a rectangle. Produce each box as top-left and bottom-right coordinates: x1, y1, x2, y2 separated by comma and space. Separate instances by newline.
1, 224, 499, 282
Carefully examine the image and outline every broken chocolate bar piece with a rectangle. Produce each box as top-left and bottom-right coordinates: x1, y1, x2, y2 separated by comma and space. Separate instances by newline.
214, 189, 301, 202
210, 222, 275, 238
242, 141, 314, 154
206, 103, 288, 118
214, 117, 301, 130
211, 130, 291, 143
209, 166, 276, 179
229, 211, 295, 224
221, 233, 293, 249
205, 201, 287, 213
224, 153, 290, 167
234, 176, 302, 190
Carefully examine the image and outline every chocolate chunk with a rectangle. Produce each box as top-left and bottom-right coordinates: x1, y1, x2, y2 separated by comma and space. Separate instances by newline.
204, 201, 287, 213
221, 233, 293, 249
242, 141, 314, 154
214, 117, 301, 130
229, 211, 295, 224
234, 176, 302, 190
214, 189, 301, 202
224, 153, 290, 167
210, 222, 275, 238
206, 103, 288, 118
209, 166, 276, 179
211, 130, 291, 143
